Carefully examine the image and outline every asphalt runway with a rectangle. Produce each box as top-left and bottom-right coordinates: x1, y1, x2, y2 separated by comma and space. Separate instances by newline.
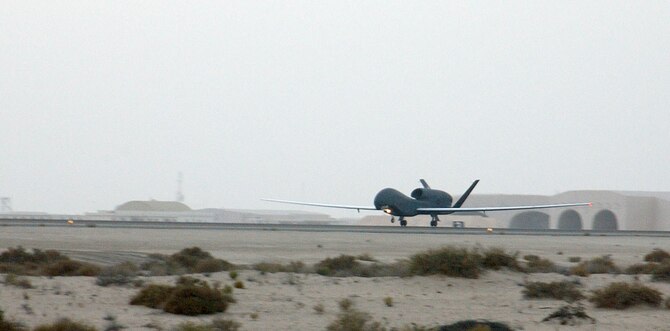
1, 218, 670, 237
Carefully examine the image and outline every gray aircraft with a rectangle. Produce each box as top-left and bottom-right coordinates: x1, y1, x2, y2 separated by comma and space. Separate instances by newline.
263, 179, 591, 227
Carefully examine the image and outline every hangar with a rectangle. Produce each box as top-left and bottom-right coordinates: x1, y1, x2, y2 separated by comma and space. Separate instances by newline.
464, 190, 670, 231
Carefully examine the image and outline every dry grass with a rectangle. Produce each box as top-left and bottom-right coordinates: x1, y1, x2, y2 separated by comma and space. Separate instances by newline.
522, 281, 585, 302
0, 246, 99, 277
480, 247, 521, 271
625, 263, 658, 275
3, 274, 33, 289
651, 260, 670, 282
130, 277, 233, 316
570, 255, 619, 277
644, 249, 670, 263
33, 318, 97, 331
409, 246, 482, 278
589, 282, 662, 309
96, 262, 138, 287
440, 320, 512, 331
0, 309, 28, 331
140, 247, 234, 276
523, 255, 557, 273
541, 304, 595, 325
130, 284, 175, 309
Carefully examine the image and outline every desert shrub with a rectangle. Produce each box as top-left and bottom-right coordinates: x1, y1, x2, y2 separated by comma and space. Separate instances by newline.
4, 274, 32, 289
541, 304, 595, 325
0, 247, 84, 276
568, 257, 582, 263
440, 320, 512, 331
141, 247, 233, 276
589, 282, 662, 309
33, 318, 97, 331
383, 297, 393, 307
193, 259, 231, 273
253, 262, 287, 274
326, 300, 385, 331
163, 284, 228, 315
132, 277, 231, 316
570, 255, 619, 276
253, 261, 306, 274
357, 253, 377, 262
233, 280, 244, 289
523, 255, 556, 273
43, 260, 101, 276
0, 247, 66, 265
176, 276, 207, 287
316, 255, 360, 276
96, 262, 138, 286
171, 247, 213, 268
0, 309, 28, 331
644, 249, 670, 263
523, 281, 585, 302
210, 319, 241, 331
651, 260, 670, 282
665, 297, 670, 309
480, 247, 521, 271
130, 284, 175, 308
409, 246, 481, 278
173, 319, 240, 331
625, 263, 658, 275
140, 254, 183, 276
228, 271, 238, 280
338, 298, 353, 311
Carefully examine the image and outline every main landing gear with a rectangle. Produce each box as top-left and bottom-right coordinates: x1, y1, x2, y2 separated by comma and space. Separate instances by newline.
391, 216, 407, 227
430, 215, 440, 227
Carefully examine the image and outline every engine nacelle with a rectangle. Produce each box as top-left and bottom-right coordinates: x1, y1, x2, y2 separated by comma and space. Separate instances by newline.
410, 188, 453, 206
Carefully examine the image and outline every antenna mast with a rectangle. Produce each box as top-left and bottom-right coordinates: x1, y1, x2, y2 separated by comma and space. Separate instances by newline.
176, 172, 184, 202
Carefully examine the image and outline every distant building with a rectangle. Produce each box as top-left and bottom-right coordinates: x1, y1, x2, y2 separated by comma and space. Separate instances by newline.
458, 191, 670, 231
91, 200, 336, 224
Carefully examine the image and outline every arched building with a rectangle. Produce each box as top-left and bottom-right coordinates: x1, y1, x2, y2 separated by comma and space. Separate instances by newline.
463, 191, 670, 231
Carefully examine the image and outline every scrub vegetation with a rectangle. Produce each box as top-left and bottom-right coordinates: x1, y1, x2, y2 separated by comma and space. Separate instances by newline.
140, 247, 234, 276
130, 276, 235, 316
0, 246, 100, 277
570, 255, 620, 276
409, 246, 520, 278
589, 282, 662, 309
523, 281, 585, 302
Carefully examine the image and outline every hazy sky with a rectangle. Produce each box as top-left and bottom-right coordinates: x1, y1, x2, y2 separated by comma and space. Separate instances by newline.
1, 1, 668, 217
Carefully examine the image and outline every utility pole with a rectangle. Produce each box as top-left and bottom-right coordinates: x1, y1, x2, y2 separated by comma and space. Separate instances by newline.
176, 172, 184, 202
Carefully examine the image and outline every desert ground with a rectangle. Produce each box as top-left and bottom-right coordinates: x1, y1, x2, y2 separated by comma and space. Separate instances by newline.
1, 225, 670, 330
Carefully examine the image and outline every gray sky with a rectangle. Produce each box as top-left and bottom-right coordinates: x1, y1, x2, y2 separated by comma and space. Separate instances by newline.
1, 1, 668, 217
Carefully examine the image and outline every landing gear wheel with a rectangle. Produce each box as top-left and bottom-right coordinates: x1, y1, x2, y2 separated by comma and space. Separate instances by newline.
430, 220, 437, 227
390, 217, 395, 223
400, 220, 407, 227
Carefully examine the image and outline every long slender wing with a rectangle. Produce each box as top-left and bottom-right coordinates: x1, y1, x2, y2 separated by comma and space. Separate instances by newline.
261, 198, 378, 211
417, 202, 591, 213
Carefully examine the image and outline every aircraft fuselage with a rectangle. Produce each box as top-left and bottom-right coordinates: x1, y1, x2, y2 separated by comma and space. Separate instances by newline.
373, 187, 453, 216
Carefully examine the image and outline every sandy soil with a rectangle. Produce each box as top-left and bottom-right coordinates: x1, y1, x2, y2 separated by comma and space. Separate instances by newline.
2, 226, 670, 330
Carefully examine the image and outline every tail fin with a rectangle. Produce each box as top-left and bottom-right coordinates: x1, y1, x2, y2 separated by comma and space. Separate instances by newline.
453, 180, 479, 208
419, 179, 431, 189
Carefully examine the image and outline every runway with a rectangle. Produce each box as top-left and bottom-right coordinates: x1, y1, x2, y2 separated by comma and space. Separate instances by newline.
1, 217, 669, 237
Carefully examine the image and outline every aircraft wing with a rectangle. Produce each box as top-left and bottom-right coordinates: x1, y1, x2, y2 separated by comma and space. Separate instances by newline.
417, 202, 591, 213
261, 198, 378, 211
